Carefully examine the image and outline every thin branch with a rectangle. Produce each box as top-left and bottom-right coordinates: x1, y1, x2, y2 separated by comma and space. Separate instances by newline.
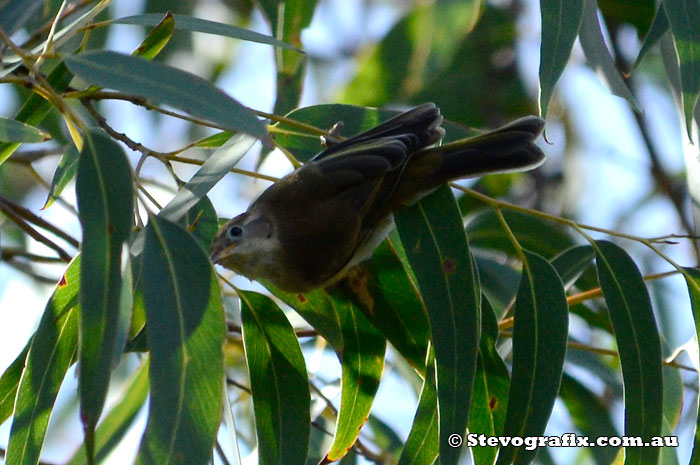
3, 259, 60, 285
82, 99, 167, 157
2, 247, 66, 263
0, 194, 79, 248
226, 321, 318, 338
568, 340, 696, 372
0, 201, 72, 262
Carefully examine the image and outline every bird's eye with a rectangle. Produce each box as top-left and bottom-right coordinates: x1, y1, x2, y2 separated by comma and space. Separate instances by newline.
227, 226, 243, 239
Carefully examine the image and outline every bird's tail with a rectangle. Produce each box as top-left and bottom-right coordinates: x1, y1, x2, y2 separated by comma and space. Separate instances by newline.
392, 116, 545, 207
432, 116, 545, 182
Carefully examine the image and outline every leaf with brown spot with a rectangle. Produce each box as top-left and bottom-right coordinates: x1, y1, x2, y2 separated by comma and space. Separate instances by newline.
469, 298, 510, 465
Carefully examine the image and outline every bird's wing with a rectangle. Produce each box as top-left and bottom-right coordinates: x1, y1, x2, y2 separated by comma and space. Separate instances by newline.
311, 102, 444, 162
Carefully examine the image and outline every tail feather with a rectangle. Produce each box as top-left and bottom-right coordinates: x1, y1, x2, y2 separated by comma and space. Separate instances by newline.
432, 116, 545, 182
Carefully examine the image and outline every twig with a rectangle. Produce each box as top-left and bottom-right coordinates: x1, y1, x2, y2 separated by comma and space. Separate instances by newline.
0, 194, 79, 248
3, 259, 60, 285
227, 321, 318, 338
0, 200, 72, 262
2, 247, 66, 263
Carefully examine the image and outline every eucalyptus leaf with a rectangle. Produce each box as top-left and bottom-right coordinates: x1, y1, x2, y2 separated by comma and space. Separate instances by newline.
539, 0, 585, 118
595, 240, 663, 465
65, 51, 272, 146
239, 291, 310, 465
115, 13, 302, 52
76, 130, 134, 462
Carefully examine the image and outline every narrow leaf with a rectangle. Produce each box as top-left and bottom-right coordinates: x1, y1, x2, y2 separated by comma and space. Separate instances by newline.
178, 196, 219, 249
136, 216, 226, 465
158, 133, 256, 222
0, 117, 50, 143
76, 130, 134, 461
632, 2, 669, 72
559, 374, 620, 465
681, 267, 700, 464
325, 289, 386, 462
539, 0, 585, 118
397, 349, 439, 465
579, 0, 640, 111
0, 63, 73, 165
0, 0, 42, 34
239, 291, 311, 465
132, 12, 174, 59
136, 215, 226, 465
664, 0, 700, 138
395, 184, 480, 465
264, 283, 344, 350
595, 240, 663, 465
115, 13, 302, 52
496, 251, 568, 465
469, 298, 510, 465
67, 358, 149, 465
466, 209, 575, 259
0, 345, 29, 425
5, 257, 81, 465
551, 245, 595, 289
336, 239, 430, 371
43, 145, 79, 209
65, 51, 272, 146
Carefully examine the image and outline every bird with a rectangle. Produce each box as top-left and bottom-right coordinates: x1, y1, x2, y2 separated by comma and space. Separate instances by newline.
210, 103, 545, 293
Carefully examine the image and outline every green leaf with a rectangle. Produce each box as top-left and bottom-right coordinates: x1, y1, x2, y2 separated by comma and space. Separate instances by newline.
0, 345, 29, 425
136, 215, 226, 465
76, 130, 134, 461
664, 0, 700, 138
335, 239, 430, 371
597, 0, 654, 36
415, 4, 535, 127
397, 349, 438, 465
64, 51, 272, 146
594, 240, 663, 465
193, 131, 234, 148
551, 245, 595, 289
0, 0, 42, 34
263, 284, 344, 350
0, 117, 51, 143
178, 196, 219, 249
395, 184, 480, 465
132, 12, 175, 59
681, 267, 700, 465
467, 209, 576, 259
5, 256, 81, 465
539, 0, 584, 118
632, 2, 669, 72
469, 298, 510, 465
114, 13, 302, 52
579, 0, 640, 112
474, 255, 520, 311
257, 0, 315, 122
341, 1, 482, 106
239, 291, 310, 465
66, 358, 150, 465
43, 145, 79, 210
0, 63, 73, 165
559, 374, 620, 465
325, 289, 386, 462
496, 251, 568, 465
158, 133, 257, 222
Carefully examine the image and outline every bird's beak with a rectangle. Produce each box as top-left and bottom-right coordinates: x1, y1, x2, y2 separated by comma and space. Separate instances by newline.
210, 242, 237, 264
